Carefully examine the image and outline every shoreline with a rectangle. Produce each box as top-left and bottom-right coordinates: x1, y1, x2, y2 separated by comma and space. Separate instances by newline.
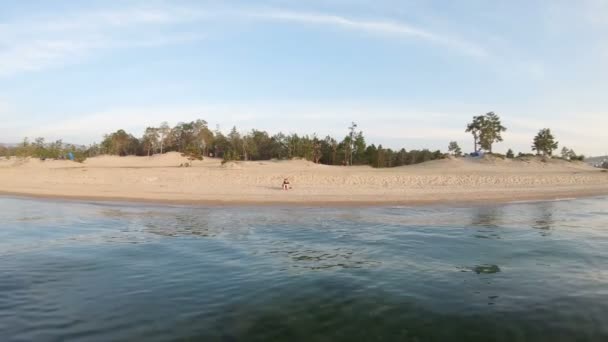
2, 187, 607, 208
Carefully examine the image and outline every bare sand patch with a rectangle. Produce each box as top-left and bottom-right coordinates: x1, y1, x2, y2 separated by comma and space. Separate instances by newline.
1, 155, 607, 205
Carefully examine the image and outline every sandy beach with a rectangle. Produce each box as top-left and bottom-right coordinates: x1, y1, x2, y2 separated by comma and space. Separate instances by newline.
1, 152, 607, 206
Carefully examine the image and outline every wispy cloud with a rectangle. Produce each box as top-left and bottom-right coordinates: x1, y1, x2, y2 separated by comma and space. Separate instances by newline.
0, 4, 492, 77
246, 9, 489, 57
0, 7, 205, 76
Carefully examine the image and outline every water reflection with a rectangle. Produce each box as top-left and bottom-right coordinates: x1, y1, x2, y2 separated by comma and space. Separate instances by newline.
2, 196, 608, 342
143, 214, 217, 238
471, 207, 504, 239
532, 203, 555, 236
267, 245, 380, 271
472, 264, 501, 274
456, 264, 501, 275
471, 207, 503, 228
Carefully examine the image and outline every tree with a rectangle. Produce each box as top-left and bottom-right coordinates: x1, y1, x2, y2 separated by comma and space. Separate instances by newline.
158, 122, 171, 154
49, 140, 63, 158
345, 122, 362, 165
341, 135, 351, 165
322, 136, 339, 165
479, 112, 506, 153
213, 130, 231, 158
36, 119, 447, 167
465, 116, 484, 152
448, 141, 462, 157
227, 126, 242, 160
353, 131, 366, 164
376, 145, 386, 168
506, 149, 515, 159
561, 146, 584, 161
270, 133, 288, 159
348, 122, 357, 165
143, 127, 159, 156
532, 128, 558, 156
0, 145, 8, 159
561, 147, 572, 160
312, 136, 323, 163
466, 112, 506, 153
101, 129, 140, 156
396, 148, 407, 166
194, 120, 214, 157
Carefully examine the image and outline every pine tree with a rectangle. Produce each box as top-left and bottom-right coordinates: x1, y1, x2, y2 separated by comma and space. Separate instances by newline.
532, 128, 559, 156
448, 141, 462, 157
466, 112, 506, 153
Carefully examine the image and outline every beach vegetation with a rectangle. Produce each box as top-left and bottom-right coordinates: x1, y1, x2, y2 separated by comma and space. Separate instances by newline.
560, 147, 585, 161
6, 137, 88, 162
6, 115, 584, 168
466, 112, 506, 153
532, 129, 559, 156
448, 141, 462, 157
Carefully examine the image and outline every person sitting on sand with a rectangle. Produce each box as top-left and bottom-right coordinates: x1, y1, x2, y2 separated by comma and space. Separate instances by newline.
282, 178, 290, 190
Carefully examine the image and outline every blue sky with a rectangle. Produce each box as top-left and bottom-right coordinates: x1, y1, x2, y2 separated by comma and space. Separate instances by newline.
1, 0, 607, 155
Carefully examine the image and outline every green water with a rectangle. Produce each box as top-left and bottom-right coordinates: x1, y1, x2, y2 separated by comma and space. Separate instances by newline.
1, 196, 607, 341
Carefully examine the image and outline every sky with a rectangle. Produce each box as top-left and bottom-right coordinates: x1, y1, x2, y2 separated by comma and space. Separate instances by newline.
0, 0, 607, 155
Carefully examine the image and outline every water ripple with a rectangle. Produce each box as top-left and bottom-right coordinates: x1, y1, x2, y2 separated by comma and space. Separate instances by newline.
1, 196, 608, 341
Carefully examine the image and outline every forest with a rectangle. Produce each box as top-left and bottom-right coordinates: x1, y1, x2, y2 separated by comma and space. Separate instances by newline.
1, 121, 444, 167
1, 112, 586, 166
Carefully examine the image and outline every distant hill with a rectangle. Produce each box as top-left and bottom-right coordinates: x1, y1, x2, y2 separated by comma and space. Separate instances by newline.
0, 143, 17, 148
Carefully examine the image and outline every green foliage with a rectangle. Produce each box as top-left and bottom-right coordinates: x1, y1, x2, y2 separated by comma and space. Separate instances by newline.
369, 147, 444, 168
465, 112, 506, 153
115, 121, 446, 167
0, 145, 10, 159
560, 146, 585, 161
182, 147, 204, 161
506, 149, 515, 159
517, 152, 536, 158
571, 155, 585, 162
8, 137, 88, 162
101, 129, 140, 156
532, 128, 558, 156
448, 141, 462, 157
142, 127, 159, 156
9, 120, 454, 168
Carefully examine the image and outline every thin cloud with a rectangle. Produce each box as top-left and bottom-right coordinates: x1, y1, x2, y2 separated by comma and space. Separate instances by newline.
0, 4, 491, 77
244, 9, 488, 58
0, 7, 205, 77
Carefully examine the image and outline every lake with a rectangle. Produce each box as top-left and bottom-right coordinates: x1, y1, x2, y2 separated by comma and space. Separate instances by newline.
1, 196, 608, 341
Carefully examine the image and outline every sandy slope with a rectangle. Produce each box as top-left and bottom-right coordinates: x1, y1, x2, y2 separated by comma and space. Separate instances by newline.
1, 152, 607, 205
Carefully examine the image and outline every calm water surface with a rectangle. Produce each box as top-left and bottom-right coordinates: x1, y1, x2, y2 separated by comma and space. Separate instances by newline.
1, 196, 608, 341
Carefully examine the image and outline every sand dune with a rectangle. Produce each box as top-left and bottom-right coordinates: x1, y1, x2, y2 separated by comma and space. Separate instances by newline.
1, 152, 607, 205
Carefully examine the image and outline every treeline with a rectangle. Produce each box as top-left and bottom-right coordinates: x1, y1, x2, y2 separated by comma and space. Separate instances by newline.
1, 138, 87, 162
460, 112, 585, 161
3, 112, 590, 166
3, 120, 444, 167
91, 120, 444, 167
